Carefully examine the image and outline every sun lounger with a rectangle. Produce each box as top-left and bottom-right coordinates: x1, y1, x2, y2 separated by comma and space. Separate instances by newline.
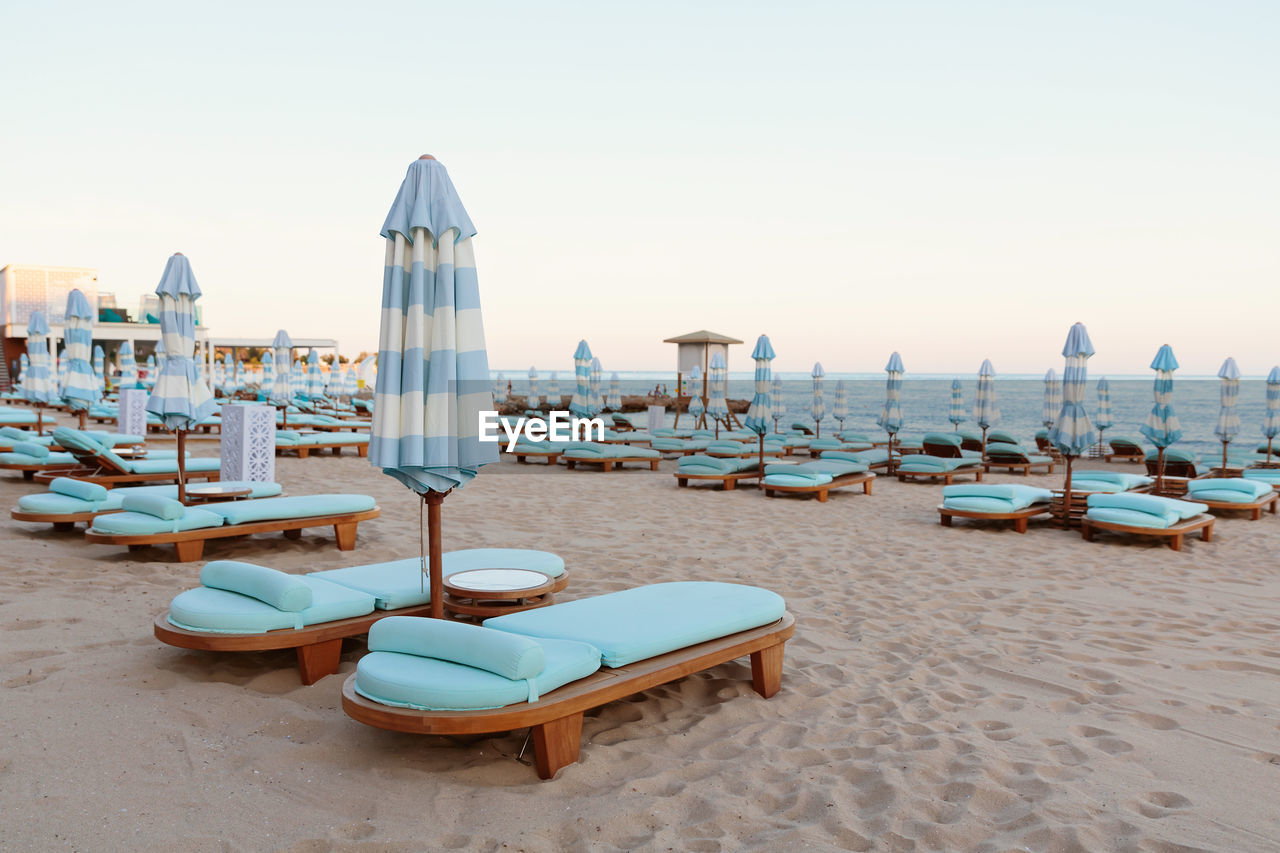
1243, 468, 1280, 491
508, 440, 568, 464
0, 441, 81, 480
820, 448, 891, 471
12, 477, 283, 529
563, 443, 660, 471
673, 454, 761, 490
154, 549, 566, 683
0, 409, 40, 425
1067, 470, 1153, 493
33, 427, 220, 487
805, 437, 874, 456
341, 581, 795, 779
275, 430, 370, 458
895, 455, 984, 484
1105, 436, 1145, 464
704, 440, 781, 459
986, 429, 1019, 445
85, 493, 379, 561
650, 436, 712, 457
761, 459, 873, 501
596, 429, 652, 446
0, 426, 145, 453
921, 433, 982, 460
1144, 448, 1204, 478
1184, 478, 1278, 520
982, 442, 1055, 475
938, 484, 1053, 533
1081, 493, 1214, 550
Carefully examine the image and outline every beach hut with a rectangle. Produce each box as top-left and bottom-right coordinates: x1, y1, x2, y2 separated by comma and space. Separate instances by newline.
370, 155, 497, 618
1139, 344, 1182, 494
878, 353, 904, 472
1213, 357, 1241, 474
745, 335, 776, 474
810, 363, 825, 438
948, 378, 965, 430
1047, 323, 1095, 523
663, 330, 743, 409
1263, 367, 1280, 465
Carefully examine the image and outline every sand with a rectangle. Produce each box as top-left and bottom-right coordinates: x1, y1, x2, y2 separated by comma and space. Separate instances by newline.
1, 424, 1278, 851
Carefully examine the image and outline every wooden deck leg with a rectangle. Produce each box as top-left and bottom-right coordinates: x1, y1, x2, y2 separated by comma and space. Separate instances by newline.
1252, 507, 1261, 521
565, 460, 576, 470
23, 470, 34, 481
1201, 523, 1213, 542
1169, 534, 1182, 551
1015, 517, 1028, 534
722, 479, 735, 491
863, 480, 873, 495
649, 460, 659, 471
677, 478, 688, 488
816, 489, 828, 503
283, 528, 303, 540
532, 712, 584, 780
975, 471, 984, 482
750, 642, 784, 698
297, 638, 343, 685
940, 513, 952, 527
173, 539, 205, 562
331, 447, 341, 456
52, 521, 76, 532
1081, 523, 1093, 542
298, 448, 310, 459
334, 521, 358, 550
764, 488, 774, 498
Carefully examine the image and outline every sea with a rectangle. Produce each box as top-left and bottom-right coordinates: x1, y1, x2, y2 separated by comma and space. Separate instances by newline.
493, 371, 1275, 459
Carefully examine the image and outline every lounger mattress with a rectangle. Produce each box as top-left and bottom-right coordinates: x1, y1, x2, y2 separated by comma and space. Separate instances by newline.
168, 577, 376, 633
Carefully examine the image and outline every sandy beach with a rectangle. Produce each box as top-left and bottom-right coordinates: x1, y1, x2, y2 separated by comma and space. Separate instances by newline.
0, 425, 1276, 852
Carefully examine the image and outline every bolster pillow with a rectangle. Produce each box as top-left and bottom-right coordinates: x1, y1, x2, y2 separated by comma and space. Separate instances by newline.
200, 561, 314, 612
1087, 492, 1206, 519
0, 426, 28, 440
368, 616, 546, 681
121, 494, 187, 520
943, 484, 1018, 501
49, 477, 109, 502
13, 441, 49, 458
1186, 478, 1270, 498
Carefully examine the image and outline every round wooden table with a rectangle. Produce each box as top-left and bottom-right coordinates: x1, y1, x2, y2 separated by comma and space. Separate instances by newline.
183, 484, 253, 504
443, 568, 555, 620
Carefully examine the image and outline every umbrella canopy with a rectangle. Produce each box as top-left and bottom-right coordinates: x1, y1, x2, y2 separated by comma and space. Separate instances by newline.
546, 372, 560, 408
213, 356, 226, 396
974, 359, 999, 430
118, 341, 138, 389
832, 379, 848, 425
17, 353, 28, 388
56, 346, 69, 396
270, 330, 293, 405
527, 367, 540, 408
744, 335, 775, 435
93, 345, 106, 394
770, 376, 783, 428
589, 357, 602, 408
706, 352, 729, 423
303, 349, 325, 400
1095, 378, 1114, 432
145, 254, 215, 430
343, 364, 359, 398
877, 352, 904, 435
143, 354, 156, 387
1213, 357, 1241, 443
261, 350, 275, 398
810, 362, 825, 435
1041, 368, 1061, 429
23, 312, 55, 404
493, 372, 507, 405
1262, 366, 1280, 462
607, 372, 622, 410
1139, 345, 1183, 449
1046, 323, 1095, 457
235, 360, 246, 395
948, 378, 966, 427
569, 340, 595, 418
688, 365, 705, 418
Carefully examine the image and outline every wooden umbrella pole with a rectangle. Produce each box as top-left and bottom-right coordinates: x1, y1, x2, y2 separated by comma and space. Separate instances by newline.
36, 406, 43, 437
1268, 438, 1274, 464
1156, 446, 1166, 494
78, 409, 87, 430
1062, 455, 1074, 525
176, 429, 187, 504
424, 491, 447, 619
1221, 440, 1229, 477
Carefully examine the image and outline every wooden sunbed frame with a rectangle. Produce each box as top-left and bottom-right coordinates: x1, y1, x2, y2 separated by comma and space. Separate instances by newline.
1194, 491, 1278, 521
706, 448, 782, 459
1, 459, 80, 481
308, 422, 370, 433
982, 453, 1055, 475
32, 464, 221, 488
511, 449, 562, 465
340, 612, 796, 780
896, 465, 984, 485
564, 455, 660, 472
277, 440, 369, 459
13, 505, 124, 530
921, 441, 966, 458
762, 471, 875, 502
1105, 442, 1144, 464
673, 467, 761, 491
938, 503, 1051, 533
84, 507, 381, 562
1080, 513, 1214, 551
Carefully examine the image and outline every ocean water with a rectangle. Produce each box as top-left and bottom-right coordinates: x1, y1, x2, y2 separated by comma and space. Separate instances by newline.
496, 371, 1277, 458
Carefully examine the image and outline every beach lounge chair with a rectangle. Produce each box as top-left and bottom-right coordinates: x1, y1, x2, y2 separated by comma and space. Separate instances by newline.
275, 430, 370, 458
761, 459, 874, 501
1243, 468, 1280, 492
986, 429, 1019, 445
1081, 493, 1214, 550
563, 443, 661, 471
1183, 478, 1278, 520
958, 430, 984, 453
704, 440, 782, 459
12, 477, 283, 529
0, 441, 81, 480
1066, 470, 1153, 493
84, 493, 379, 561
508, 441, 565, 465
0, 426, 146, 453
921, 433, 982, 460
895, 455, 984, 484
938, 484, 1053, 533
609, 413, 634, 432
305, 415, 370, 433
820, 448, 891, 471
805, 437, 874, 456
154, 549, 567, 683
650, 437, 711, 457
341, 581, 795, 779
596, 428, 652, 446
1105, 436, 1145, 464
1144, 448, 1203, 478
673, 455, 761, 490
32, 428, 220, 487
0, 409, 40, 426
982, 442, 1055, 475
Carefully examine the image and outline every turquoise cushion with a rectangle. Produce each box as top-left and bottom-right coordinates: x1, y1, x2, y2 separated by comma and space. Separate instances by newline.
705, 441, 747, 454
201, 561, 313, 611
1086, 492, 1207, 521
167, 576, 375, 633
987, 430, 1018, 444
50, 477, 109, 502
808, 438, 844, 451
805, 459, 867, 477
276, 431, 303, 443
486, 582, 786, 668
206, 494, 376, 526
1243, 469, 1280, 486
1109, 437, 1143, 450
1186, 478, 1271, 501
1069, 471, 1151, 491
942, 484, 1052, 507
512, 441, 561, 455
12, 441, 49, 458
90, 507, 225, 535
353, 636, 602, 710
302, 433, 368, 446
923, 433, 961, 447
1086, 506, 1179, 529
764, 472, 831, 487
368, 616, 546, 681
0, 426, 34, 440
943, 496, 1037, 513
128, 457, 221, 475
677, 455, 756, 475
899, 456, 968, 472
122, 494, 186, 520
17, 491, 124, 515
1146, 448, 1196, 463
823, 448, 889, 465
763, 464, 829, 483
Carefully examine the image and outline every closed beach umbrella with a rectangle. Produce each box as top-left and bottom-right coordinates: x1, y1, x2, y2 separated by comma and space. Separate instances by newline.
607, 372, 622, 411
235, 360, 246, 395
770, 376, 783, 432
589, 357, 602, 410
527, 366, 540, 411
1042, 368, 1061, 430
569, 340, 594, 418
144, 354, 156, 388
878, 352, 904, 471
17, 353, 29, 390
1213, 357, 1241, 473
706, 352, 729, 435
948, 378, 965, 429
144, 254, 215, 502
118, 341, 138, 389
343, 364, 358, 400
832, 379, 848, 429
687, 365, 705, 424
56, 346, 69, 397
292, 359, 305, 397
23, 311, 55, 433
1094, 377, 1114, 453
93, 345, 106, 394
1139, 344, 1182, 492
974, 359, 999, 451
810, 363, 825, 438
260, 350, 274, 401
493, 372, 507, 405
370, 155, 498, 618
270, 330, 293, 408
214, 356, 226, 397
1262, 366, 1280, 463
306, 349, 326, 400
744, 335, 776, 473
1047, 322, 1095, 519
546, 372, 560, 409
62, 289, 100, 427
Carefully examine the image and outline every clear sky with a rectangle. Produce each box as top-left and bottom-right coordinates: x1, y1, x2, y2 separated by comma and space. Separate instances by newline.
2, 1, 1277, 376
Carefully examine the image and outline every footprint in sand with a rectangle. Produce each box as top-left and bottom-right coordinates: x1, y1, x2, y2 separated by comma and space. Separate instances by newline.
1130, 790, 1192, 818
1069, 724, 1134, 755
975, 720, 1016, 741
1129, 712, 1180, 731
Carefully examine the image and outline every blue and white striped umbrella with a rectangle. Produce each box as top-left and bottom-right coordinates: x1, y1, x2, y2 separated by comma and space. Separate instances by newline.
569, 340, 595, 418
17, 353, 29, 390
23, 312, 55, 405
706, 352, 729, 425
260, 350, 275, 400
744, 335, 775, 436
1140, 344, 1182, 449
770, 376, 784, 429
832, 379, 848, 427
145, 254, 215, 429
93, 345, 106, 394
1095, 378, 1114, 432
546, 372, 560, 409
810, 362, 826, 437
1262, 366, 1280, 462
1214, 357, 1241, 443
877, 352, 904, 436
974, 359, 999, 431
1042, 368, 1061, 429
1047, 323, 1095, 457
607, 372, 622, 410
56, 346, 69, 397
527, 366, 540, 409
235, 360, 246, 395
948, 378, 966, 427
493, 372, 507, 405
154, 337, 166, 371
271, 331, 294, 405
371, 155, 497, 497
143, 354, 156, 388
589, 357, 602, 410
688, 365, 705, 419
291, 359, 306, 398
305, 349, 326, 400
213, 356, 226, 396
343, 365, 359, 399
118, 341, 138, 389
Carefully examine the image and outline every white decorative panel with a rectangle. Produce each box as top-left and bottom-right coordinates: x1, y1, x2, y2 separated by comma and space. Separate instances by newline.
118, 389, 148, 438
220, 404, 275, 483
